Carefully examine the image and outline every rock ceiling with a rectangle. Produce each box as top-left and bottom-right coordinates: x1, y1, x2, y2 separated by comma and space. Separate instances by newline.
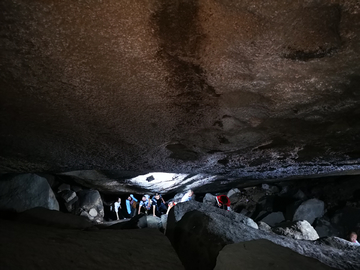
1, 0, 360, 183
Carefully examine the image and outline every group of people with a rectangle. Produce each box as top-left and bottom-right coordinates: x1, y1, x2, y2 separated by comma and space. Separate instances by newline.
109, 190, 234, 221
112, 194, 138, 220
110, 190, 197, 220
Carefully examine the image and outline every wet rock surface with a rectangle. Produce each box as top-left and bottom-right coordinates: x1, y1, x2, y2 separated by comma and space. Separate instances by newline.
0, 0, 360, 183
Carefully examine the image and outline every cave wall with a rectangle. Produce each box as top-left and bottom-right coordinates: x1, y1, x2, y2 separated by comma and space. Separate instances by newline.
1, 0, 360, 178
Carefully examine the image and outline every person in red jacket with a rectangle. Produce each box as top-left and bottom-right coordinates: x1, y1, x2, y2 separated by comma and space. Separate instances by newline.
216, 195, 231, 211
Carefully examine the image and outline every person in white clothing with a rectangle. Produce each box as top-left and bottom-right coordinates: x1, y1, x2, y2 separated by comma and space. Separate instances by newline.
350, 232, 360, 245
180, 190, 194, 202
114, 198, 122, 220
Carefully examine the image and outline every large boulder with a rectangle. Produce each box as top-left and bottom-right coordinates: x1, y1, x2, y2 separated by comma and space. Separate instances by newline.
166, 200, 358, 270
75, 189, 104, 222
0, 174, 59, 212
146, 215, 163, 229
202, 193, 217, 206
289, 199, 324, 224
215, 240, 333, 270
272, 220, 319, 241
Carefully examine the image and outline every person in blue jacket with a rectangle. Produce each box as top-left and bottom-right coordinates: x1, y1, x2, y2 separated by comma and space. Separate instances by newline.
125, 194, 138, 218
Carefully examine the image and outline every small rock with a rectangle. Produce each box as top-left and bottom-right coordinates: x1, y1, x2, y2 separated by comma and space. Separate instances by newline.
58, 183, 71, 193
61, 190, 77, 203
227, 188, 241, 198
64, 196, 78, 212
257, 221, 272, 232
80, 210, 94, 221
89, 208, 98, 217
292, 190, 306, 200
272, 220, 319, 240
203, 193, 217, 206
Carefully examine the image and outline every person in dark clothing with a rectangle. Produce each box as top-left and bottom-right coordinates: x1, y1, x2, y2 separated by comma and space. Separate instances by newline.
152, 193, 167, 217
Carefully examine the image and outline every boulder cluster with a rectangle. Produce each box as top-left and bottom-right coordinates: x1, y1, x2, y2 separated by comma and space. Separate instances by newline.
166, 200, 360, 270
0, 173, 104, 223
216, 180, 360, 240
1, 173, 360, 269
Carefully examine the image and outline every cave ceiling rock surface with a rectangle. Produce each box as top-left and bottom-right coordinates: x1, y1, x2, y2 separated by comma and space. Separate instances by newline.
1, 0, 360, 184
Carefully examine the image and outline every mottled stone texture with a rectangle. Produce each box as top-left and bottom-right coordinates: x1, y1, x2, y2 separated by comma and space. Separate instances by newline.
1, 0, 360, 179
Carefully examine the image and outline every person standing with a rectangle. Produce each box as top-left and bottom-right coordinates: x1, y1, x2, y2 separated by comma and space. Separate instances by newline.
114, 198, 122, 220
125, 194, 138, 218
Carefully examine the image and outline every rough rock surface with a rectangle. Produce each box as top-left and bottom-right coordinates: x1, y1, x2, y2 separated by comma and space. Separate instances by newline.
0, 0, 360, 186
167, 200, 359, 270
315, 236, 360, 251
0, 174, 59, 212
215, 240, 334, 270
272, 220, 319, 241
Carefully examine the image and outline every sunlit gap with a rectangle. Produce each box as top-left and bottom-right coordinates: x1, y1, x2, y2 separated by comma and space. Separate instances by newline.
128, 172, 218, 194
